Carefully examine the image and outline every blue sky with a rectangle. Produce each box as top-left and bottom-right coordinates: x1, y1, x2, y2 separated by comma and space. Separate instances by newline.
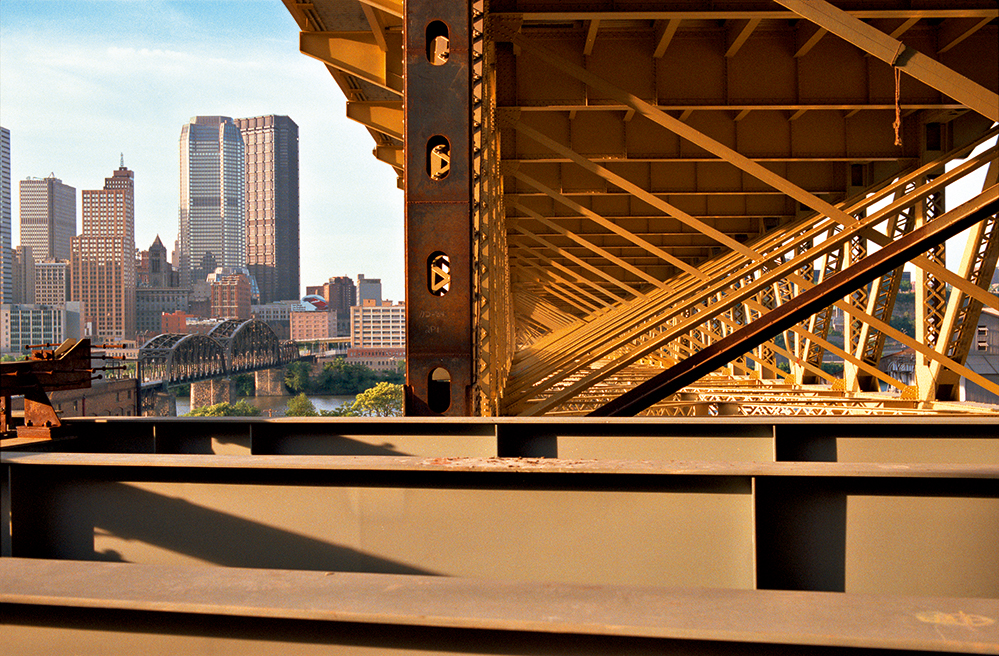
1, 0, 405, 301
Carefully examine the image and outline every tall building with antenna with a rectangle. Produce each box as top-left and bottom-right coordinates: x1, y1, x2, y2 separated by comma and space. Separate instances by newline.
71, 160, 136, 342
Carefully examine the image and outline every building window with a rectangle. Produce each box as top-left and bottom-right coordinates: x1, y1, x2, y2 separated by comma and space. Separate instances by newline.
978, 326, 989, 351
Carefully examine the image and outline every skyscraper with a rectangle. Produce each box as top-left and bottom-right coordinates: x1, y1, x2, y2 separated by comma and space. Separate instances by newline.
12, 245, 35, 304
236, 115, 300, 304
19, 173, 76, 261
327, 275, 356, 314
71, 163, 136, 342
1, 127, 11, 304
358, 274, 382, 305
179, 116, 245, 287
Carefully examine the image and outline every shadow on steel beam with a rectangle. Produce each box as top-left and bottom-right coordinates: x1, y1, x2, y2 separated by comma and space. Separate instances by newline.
13, 481, 436, 576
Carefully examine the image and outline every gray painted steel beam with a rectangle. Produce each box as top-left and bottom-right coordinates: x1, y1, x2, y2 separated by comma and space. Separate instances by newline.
5, 416, 999, 464
3, 558, 998, 655
4, 452, 997, 597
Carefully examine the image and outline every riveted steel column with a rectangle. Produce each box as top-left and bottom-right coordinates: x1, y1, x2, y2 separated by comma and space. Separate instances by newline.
404, 1, 473, 415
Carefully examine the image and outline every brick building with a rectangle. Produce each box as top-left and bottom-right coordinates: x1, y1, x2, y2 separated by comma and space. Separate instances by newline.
291, 310, 337, 341
210, 273, 251, 320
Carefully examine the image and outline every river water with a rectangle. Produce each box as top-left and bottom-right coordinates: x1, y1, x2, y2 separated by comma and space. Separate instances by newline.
175, 394, 356, 417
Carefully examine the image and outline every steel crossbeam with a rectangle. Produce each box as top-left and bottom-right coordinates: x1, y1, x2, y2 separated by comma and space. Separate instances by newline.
775, 0, 999, 123
590, 186, 998, 416
507, 150, 996, 414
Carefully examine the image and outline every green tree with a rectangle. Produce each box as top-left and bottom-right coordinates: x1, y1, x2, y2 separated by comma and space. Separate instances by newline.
233, 373, 255, 397
350, 382, 403, 417
889, 313, 916, 338
185, 400, 261, 417
311, 358, 405, 395
319, 404, 360, 417
284, 361, 312, 394
285, 393, 318, 417
821, 362, 844, 377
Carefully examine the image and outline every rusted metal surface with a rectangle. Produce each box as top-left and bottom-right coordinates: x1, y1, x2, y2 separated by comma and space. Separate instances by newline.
3, 558, 998, 654
0, 339, 95, 438
591, 187, 999, 416
404, 0, 474, 415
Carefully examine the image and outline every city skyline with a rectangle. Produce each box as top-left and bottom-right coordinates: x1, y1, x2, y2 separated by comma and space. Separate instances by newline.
0, 0, 404, 301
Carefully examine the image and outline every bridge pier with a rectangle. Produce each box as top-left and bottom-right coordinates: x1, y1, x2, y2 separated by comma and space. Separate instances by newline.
191, 378, 236, 410
141, 388, 177, 417
255, 367, 286, 396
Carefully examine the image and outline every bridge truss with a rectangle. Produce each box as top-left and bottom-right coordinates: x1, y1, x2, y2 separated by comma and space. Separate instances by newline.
285, 0, 999, 415
284, 0, 999, 417
138, 319, 299, 387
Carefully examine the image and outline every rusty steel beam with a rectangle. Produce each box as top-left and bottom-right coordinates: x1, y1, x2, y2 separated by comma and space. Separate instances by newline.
591, 186, 999, 416
404, 2, 473, 415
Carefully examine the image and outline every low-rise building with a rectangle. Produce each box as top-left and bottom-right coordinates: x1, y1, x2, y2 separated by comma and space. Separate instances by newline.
291, 310, 337, 341
34, 259, 70, 306
1, 301, 84, 354
252, 300, 308, 341
350, 300, 405, 348
161, 310, 197, 334
964, 307, 999, 404
136, 287, 190, 342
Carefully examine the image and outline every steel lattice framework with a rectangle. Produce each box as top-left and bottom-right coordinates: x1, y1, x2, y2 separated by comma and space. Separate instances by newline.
138, 319, 297, 386
283, 0, 999, 417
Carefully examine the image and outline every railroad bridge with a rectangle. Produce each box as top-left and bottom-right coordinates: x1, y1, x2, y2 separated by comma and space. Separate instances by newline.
3, 1, 999, 653
138, 318, 301, 413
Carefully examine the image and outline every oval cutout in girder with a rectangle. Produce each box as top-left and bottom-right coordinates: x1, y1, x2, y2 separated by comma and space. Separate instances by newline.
427, 135, 450, 180
428, 251, 451, 296
426, 21, 450, 65
428, 367, 451, 413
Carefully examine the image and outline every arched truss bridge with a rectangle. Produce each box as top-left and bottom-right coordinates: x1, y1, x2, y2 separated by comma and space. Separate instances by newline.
138, 319, 300, 387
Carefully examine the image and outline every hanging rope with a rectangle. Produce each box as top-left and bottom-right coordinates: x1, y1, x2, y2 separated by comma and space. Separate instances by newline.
893, 67, 903, 147
890, 43, 905, 147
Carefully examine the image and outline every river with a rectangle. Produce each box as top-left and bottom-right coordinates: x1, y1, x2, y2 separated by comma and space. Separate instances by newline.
175, 394, 356, 417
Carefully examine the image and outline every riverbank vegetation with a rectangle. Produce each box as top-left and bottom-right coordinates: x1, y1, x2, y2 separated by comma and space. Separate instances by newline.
284, 359, 404, 396
184, 400, 262, 417
284, 382, 403, 417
